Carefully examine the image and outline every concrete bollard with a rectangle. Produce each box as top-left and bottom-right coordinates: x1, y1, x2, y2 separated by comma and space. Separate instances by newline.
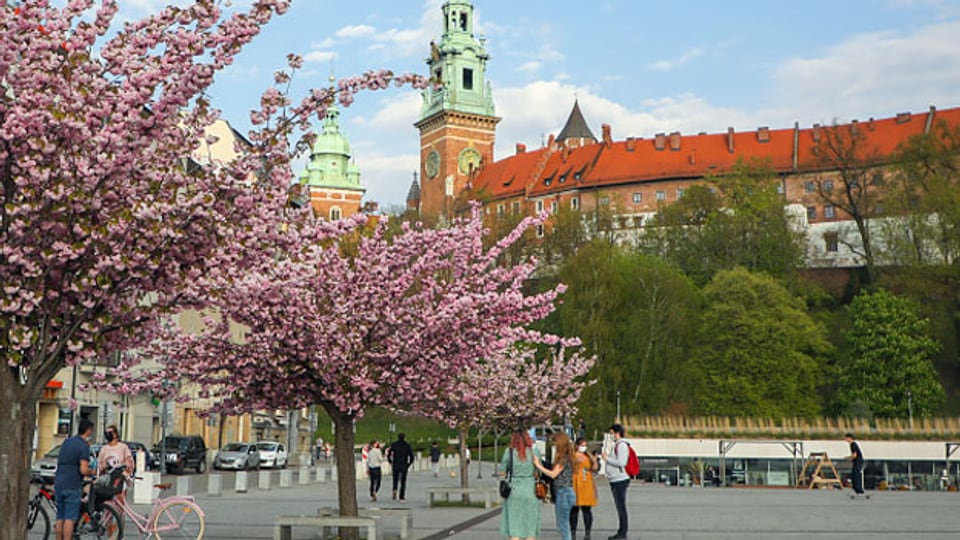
315, 466, 326, 483
298, 468, 310, 485
176, 476, 191, 497
208, 474, 222, 497
330, 464, 337, 482
280, 469, 292, 488
133, 471, 160, 504
259, 470, 271, 490
236, 471, 248, 493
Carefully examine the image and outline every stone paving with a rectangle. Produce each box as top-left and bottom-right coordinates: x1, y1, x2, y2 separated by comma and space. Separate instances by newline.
32, 463, 960, 539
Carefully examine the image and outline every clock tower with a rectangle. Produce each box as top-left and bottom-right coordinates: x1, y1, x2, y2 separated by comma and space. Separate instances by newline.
414, 0, 499, 220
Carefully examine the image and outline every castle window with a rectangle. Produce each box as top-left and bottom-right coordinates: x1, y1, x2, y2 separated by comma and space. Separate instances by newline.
463, 68, 474, 90
677, 188, 685, 198
656, 190, 666, 201
512, 201, 521, 214
823, 180, 834, 192
459, 12, 468, 31
824, 232, 839, 252
536, 224, 545, 238
598, 196, 608, 206
824, 205, 835, 219
329, 206, 342, 221
572, 197, 580, 209
536, 200, 544, 213
806, 206, 817, 220
497, 203, 504, 215
550, 201, 558, 213
804, 181, 814, 193
632, 192, 642, 203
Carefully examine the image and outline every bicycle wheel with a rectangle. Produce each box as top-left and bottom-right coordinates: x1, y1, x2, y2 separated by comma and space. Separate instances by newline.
152, 500, 204, 539
27, 499, 51, 540
74, 504, 123, 540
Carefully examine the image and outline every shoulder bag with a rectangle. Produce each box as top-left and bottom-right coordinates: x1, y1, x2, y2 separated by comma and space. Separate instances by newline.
499, 449, 513, 498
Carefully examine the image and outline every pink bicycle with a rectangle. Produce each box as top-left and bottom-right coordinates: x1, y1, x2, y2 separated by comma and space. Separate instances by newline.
109, 479, 205, 539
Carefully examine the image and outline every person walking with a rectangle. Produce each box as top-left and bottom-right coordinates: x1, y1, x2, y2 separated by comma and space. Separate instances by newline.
54, 418, 95, 540
535, 432, 577, 540
389, 433, 415, 501
367, 440, 384, 501
845, 433, 866, 495
430, 441, 442, 478
601, 424, 630, 540
570, 437, 599, 539
500, 429, 541, 540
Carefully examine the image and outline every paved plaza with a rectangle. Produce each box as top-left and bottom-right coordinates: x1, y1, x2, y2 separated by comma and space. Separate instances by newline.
54, 463, 960, 540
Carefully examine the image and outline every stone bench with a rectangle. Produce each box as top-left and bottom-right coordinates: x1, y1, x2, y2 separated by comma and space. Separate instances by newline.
425, 486, 498, 509
274, 514, 381, 540
318, 507, 412, 540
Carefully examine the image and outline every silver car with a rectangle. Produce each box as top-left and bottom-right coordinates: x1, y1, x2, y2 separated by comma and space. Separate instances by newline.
213, 442, 260, 471
31, 444, 61, 480
255, 441, 288, 469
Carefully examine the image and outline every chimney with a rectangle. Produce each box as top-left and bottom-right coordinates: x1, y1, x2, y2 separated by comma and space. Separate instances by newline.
625, 137, 636, 152
516, 143, 526, 155
727, 127, 735, 154
548, 134, 556, 148
850, 119, 859, 137
924, 105, 937, 134
602, 124, 613, 148
792, 121, 799, 172
669, 131, 681, 151
812, 123, 822, 143
757, 126, 770, 143
867, 117, 875, 131
896, 112, 911, 124
654, 133, 666, 151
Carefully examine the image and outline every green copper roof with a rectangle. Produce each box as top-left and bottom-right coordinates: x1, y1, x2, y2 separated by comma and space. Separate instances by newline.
419, 0, 495, 120
299, 105, 363, 191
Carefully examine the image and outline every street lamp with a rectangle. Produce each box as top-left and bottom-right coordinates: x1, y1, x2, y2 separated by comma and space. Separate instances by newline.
616, 390, 621, 422
907, 390, 914, 429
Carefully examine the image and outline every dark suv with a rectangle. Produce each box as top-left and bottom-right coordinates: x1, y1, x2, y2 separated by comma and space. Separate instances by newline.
154, 435, 207, 474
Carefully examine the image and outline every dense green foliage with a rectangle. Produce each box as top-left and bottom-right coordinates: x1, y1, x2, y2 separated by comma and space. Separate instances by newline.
833, 289, 945, 418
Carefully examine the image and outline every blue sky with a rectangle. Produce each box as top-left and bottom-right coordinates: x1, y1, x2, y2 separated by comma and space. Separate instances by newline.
120, 0, 960, 208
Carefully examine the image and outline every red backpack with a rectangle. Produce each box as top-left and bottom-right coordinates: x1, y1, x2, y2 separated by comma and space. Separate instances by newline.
621, 441, 640, 477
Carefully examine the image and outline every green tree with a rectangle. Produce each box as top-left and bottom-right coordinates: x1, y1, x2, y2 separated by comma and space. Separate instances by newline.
833, 289, 945, 418
693, 268, 831, 416
554, 240, 700, 423
643, 159, 805, 286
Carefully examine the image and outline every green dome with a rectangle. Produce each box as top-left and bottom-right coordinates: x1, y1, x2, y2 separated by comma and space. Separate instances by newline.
311, 107, 350, 157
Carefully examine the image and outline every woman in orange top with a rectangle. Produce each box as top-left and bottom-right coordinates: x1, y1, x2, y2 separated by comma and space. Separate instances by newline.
570, 437, 599, 539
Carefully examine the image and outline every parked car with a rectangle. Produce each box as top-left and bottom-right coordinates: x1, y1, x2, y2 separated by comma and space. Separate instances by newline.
153, 435, 207, 474
31, 444, 61, 480
214, 442, 261, 471
124, 441, 160, 471
255, 441, 288, 469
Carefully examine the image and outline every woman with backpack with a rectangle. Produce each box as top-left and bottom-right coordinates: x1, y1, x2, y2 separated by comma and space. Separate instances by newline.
601, 423, 632, 540
534, 432, 577, 540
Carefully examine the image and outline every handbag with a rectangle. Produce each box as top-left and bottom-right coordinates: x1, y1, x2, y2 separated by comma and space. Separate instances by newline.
499, 449, 513, 499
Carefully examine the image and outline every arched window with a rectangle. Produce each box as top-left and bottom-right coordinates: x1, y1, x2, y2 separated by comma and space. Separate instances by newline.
329, 206, 342, 221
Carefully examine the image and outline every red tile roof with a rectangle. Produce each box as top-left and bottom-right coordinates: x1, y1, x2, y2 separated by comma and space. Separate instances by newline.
472, 106, 960, 201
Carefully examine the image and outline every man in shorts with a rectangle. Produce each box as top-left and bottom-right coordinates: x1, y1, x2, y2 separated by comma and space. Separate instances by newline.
55, 417, 95, 540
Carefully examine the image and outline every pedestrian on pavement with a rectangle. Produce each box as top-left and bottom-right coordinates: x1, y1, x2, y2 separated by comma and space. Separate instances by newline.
578, 419, 587, 441
430, 441, 442, 478
570, 437, 599, 540
534, 432, 577, 540
500, 429, 541, 540
389, 433, 415, 501
54, 417, 95, 540
601, 423, 631, 540
367, 440, 384, 501
96, 424, 133, 504
845, 433, 866, 495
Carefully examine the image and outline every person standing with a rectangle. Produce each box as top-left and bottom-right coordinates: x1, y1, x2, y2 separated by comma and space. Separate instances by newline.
430, 441, 442, 478
535, 432, 577, 540
367, 440, 384, 501
499, 429, 541, 540
845, 433, 866, 495
601, 424, 630, 540
389, 433, 414, 501
96, 424, 133, 504
570, 437, 599, 539
54, 418, 95, 540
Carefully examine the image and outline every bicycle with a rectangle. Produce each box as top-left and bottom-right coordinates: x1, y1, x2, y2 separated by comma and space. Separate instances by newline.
27, 477, 54, 540
108, 477, 205, 539
27, 475, 123, 540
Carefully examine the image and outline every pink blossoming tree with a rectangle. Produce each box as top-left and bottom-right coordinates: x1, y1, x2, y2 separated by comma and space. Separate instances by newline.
0, 1, 428, 535
122, 207, 579, 521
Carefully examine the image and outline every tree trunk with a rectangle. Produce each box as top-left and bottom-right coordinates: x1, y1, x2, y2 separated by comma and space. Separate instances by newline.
458, 429, 471, 504
322, 402, 360, 540
0, 366, 41, 540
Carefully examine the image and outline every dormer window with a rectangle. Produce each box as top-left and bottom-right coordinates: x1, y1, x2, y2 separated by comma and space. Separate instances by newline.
559, 174, 567, 184
544, 176, 553, 187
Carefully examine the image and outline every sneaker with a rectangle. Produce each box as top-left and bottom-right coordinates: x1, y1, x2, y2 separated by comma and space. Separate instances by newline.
399, 498, 407, 502
392, 490, 398, 500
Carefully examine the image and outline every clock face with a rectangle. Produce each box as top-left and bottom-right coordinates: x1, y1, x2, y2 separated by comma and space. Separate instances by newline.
458, 148, 482, 175
425, 150, 440, 179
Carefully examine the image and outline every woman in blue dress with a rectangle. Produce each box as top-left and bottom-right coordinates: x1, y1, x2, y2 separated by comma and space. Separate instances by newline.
500, 429, 541, 539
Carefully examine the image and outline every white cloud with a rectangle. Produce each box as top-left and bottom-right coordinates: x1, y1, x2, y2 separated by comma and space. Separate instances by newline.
517, 61, 542, 74
768, 20, 960, 124
335, 24, 377, 39
311, 38, 337, 49
304, 51, 338, 64
648, 47, 704, 71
